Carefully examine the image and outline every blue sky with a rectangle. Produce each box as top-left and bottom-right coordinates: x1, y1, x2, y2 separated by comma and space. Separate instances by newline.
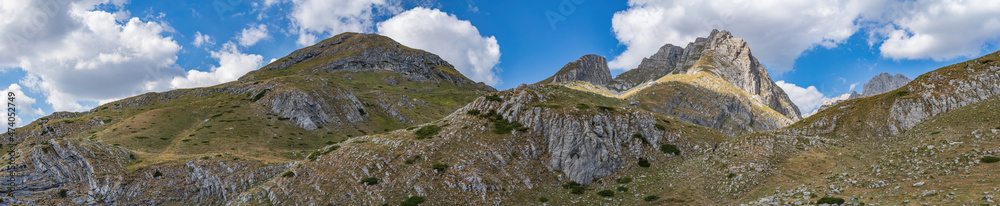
2, 0, 999, 127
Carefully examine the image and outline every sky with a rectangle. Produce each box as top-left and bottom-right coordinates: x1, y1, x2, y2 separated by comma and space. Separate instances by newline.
2, 0, 999, 127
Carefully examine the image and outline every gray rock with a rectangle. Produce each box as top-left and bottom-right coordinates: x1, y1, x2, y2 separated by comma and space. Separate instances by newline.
862, 73, 912, 97
536, 54, 613, 85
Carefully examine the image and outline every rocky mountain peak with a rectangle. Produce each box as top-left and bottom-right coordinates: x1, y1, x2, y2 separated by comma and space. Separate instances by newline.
536, 54, 613, 85
240, 32, 492, 91
862, 73, 911, 97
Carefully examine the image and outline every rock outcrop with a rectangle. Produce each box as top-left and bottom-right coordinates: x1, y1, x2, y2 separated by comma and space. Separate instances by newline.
536, 54, 613, 85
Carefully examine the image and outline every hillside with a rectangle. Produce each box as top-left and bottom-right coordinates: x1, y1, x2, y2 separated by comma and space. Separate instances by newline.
0, 33, 495, 204
0, 32, 998, 205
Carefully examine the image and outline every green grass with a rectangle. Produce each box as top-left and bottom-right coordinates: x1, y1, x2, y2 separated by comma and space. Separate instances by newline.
360, 177, 379, 185
414, 125, 442, 139
659, 144, 681, 155
400, 196, 426, 206
432, 163, 449, 172
596, 190, 614, 197
982, 156, 1000, 163
617, 177, 632, 184
817, 197, 845, 204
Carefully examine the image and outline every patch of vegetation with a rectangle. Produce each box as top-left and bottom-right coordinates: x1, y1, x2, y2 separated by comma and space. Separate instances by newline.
281, 171, 295, 178
538, 197, 548, 203
817, 197, 845, 204
596, 106, 615, 111
982, 156, 1000, 163
58, 189, 67, 198
981, 59, 994, 64
478, 109, 528, 134
484, 95, 503, 102
660, 144, 681, 155
466, 109, 480, 116
644, 195, 660, 202
616, 186, 628, 192
404, 155, 421, 164
727, 173, 736, 178
597, 190, 615, 197
400, 196, 426, 206
617, 177, 632, 184
414, 125, 442, 139
432, 163, 449, 172
654, 124, 666, 131
360, 177, 379, 185
153, 170, 163, 177
562, 181, 585, 194
250, 89, 270, 102
575, 103, 590, 109
637, 158, 651, 167
930, 131, 941, 135
357, 108, 367, 116
896, 90, 910, 97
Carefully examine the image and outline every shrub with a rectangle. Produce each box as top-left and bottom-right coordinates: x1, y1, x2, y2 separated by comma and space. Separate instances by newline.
817, 197, 845, 204
281, 171, 295, 178
982, 156, 1000, 163
466, 109, 480, 116
896, 90, 910, 97
981, 59, 994, 64
644, 195, 660, 202
533, 104, 563, 109
617, 177, 632, 184
414, 125, 442, 139
432, 163, 449, 172
616, 186, 628, 192
576, 103, 590, 109
538, 197, 549, 203
250, 89, 269, 102
597, 190, 614, 197
400, 196, 426, 206
484, 95, 503, 102
153, 170, 163, 177
307, 151, 322, 161
360, 177, 379, 185
134, 136, 150, 139
930, 131, 941, 135
660, 144, 681, 155
357, 108, 367, 116
58, 189, 68, 198
596, 106, 615, 111
637, 158, 651, 167
562, 181, 585, 194
654, 124, 666, 131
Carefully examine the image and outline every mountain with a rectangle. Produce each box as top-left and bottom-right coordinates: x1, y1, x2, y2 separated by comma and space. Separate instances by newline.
861, 73, 912, 97
538, 30, 800, 136
535, 54, 613, 85
3, 30, 999, 205
609, 30, 801, 121
0, 32, 495, 204
815, 73, 911, 113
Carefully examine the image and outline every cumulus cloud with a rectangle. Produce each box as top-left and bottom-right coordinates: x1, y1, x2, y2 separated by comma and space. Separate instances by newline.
193, 31, 214, 47
171, 42, 263, 89
377, 7, 502, 86
1, 84, 45, 127
609, 0, 880, 72
237, 24, 269, 47
775, 80, 830, 115
289, 0, 400, 46
876, 1, 1000, 60
0, 0, 184, 112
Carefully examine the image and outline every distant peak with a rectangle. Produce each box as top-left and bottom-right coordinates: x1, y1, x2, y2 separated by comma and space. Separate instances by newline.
537, 54, 613, 85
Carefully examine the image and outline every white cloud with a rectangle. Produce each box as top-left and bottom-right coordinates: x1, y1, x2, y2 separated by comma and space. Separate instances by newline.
609, 0, 882, 72
289, 0, 400, 46
377, 7, 502, 86
1, 84, 45, 127
171, 42, 263, 89
775, 80, 830, 115
849, 82, 859, 91
237, 24, 269, 47
0, 0, 184, 112
193, 31, 214, 47
876, 0, 1000, 60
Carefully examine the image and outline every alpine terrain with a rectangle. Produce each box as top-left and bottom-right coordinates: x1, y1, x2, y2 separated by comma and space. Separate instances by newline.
2, 30, 999, 206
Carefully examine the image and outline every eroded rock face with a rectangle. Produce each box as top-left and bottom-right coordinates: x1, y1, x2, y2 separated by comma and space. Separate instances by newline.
537, 54, 613, 85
